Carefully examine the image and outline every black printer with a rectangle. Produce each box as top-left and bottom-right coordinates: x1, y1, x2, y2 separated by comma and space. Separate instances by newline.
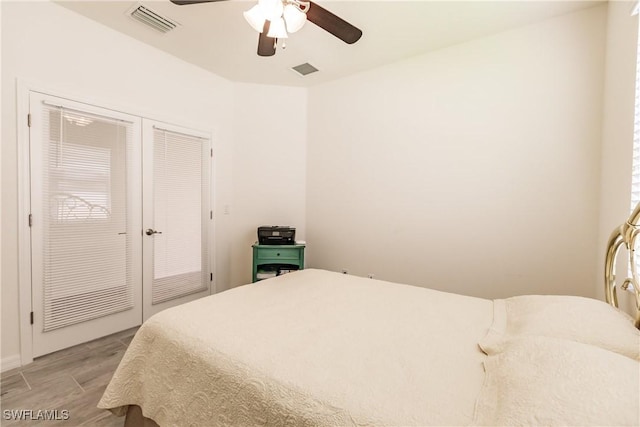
257, 226, 296, 245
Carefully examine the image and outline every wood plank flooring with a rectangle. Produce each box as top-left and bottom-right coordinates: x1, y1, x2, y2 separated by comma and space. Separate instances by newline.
0, 327, 138, 426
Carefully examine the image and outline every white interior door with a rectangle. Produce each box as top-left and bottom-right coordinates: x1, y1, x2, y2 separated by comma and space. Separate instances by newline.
142, 119, 212, 320
29, 92, 142, 357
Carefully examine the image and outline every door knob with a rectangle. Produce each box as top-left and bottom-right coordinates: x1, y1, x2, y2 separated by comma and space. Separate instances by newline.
145, 228, 162, 236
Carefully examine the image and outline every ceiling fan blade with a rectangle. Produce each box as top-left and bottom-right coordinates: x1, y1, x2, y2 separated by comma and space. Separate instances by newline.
306, 1, 362, 45
169, 0, 228, 5
257, 21, 276, 57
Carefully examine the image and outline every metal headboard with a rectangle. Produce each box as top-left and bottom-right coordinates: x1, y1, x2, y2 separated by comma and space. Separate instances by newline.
604, 202, 640, 329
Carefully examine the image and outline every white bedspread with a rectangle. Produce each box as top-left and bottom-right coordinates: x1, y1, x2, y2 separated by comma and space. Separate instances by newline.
99, 269, 493, 426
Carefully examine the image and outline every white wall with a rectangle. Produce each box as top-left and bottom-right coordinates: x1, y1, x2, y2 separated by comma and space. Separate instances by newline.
597, 1, 638, 314
1, 1, 307, 367
0, 0, 4, 369
230, 83, 307, 286
306, 6, 607, 300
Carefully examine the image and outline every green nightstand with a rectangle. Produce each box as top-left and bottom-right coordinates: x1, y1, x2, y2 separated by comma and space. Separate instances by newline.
252, 243, 305, 282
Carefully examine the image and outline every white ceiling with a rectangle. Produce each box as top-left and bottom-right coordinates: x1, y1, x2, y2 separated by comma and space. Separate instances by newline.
56, 0, 603, 87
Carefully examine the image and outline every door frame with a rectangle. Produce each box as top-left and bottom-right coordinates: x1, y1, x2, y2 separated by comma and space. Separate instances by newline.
16, 79, 216, 365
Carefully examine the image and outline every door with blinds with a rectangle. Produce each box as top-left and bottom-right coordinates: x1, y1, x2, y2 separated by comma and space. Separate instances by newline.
29, 92, 143, 357
141, 120, 211, 320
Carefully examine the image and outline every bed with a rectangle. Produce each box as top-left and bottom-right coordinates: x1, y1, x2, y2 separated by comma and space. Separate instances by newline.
98, 267, 640, 426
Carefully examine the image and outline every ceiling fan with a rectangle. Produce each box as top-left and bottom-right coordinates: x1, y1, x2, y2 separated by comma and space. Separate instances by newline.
169, 0, 363, 57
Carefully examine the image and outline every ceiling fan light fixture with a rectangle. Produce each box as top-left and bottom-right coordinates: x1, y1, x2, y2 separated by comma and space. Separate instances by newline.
172, 0, 362, 58
267, 17, 288, 38
283, 4, 306, 33
243, 5, 266, 33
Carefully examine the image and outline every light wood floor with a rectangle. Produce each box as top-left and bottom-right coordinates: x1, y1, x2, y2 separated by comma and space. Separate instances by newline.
0, 327, 139, 426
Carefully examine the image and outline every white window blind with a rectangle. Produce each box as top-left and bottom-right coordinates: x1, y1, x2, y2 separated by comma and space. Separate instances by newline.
632, 24, 640, 211
151, 128, 208, 304
41, 103, 135, 331
630, 12, 640, 282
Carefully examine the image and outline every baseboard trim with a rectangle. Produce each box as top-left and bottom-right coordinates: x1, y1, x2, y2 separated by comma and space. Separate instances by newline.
1, 355, 22, 373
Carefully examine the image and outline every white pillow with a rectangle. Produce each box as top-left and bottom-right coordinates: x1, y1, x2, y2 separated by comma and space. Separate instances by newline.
473, 336, 640, 426
480, 295, 640, 360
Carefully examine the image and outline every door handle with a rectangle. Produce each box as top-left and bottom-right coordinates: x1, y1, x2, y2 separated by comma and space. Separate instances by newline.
145, 228, 162, 236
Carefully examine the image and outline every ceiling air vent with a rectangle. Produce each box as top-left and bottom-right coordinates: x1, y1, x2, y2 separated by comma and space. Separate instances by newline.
291, 63, 319, 77
129, 4, 179, 34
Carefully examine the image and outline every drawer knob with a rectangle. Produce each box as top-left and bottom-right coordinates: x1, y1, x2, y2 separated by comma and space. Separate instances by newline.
277, 253, 280, 256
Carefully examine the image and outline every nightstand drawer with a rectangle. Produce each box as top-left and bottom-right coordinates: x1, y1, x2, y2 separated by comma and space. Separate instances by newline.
256, 247, 300, 261
252, 243, 305, 283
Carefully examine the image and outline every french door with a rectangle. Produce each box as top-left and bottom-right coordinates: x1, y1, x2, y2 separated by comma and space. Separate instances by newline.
141, 120, 211, 320
29, 92, 142, 356
29, 93, 211, 357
